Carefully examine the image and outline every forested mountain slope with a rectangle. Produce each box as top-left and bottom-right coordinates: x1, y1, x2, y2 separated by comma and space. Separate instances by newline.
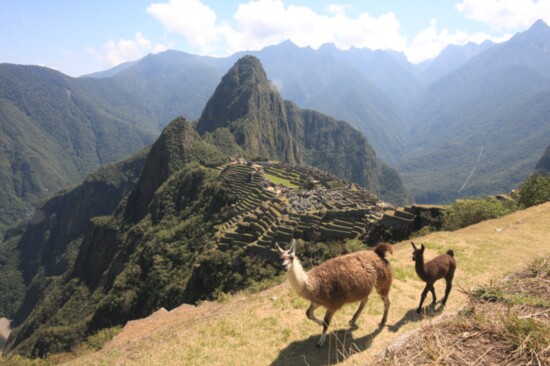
401, 20, 550, 203
0, 65, 156, 234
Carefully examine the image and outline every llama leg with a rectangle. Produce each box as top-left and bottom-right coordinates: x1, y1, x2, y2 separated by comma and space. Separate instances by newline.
442, 278, 453, 305
349, 299, 367, 327
429, 284, 437, 304
316, 309, 335, 348
306, 302, 324, 326
380, 294, 391, 326
417, 284, 430, 314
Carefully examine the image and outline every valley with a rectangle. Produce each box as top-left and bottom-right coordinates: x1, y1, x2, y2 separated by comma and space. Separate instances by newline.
3, 20, 550, 235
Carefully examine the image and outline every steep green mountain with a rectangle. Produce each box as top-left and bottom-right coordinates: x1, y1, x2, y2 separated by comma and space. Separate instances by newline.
0, 148, 148, 319
240, 42, 410, 164
197, 56, 410, 204
400, 20, 550, 203
1, 56, 409, 357
535, 145, 550, 175
0, 64, 157, 235
0, 54, 227, 235
87, 42, 411, 165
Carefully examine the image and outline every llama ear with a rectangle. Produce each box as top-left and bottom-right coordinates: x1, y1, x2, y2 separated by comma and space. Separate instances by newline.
420, 243, 425, 251
411, 242, 417, 250
275, 242, 285, 254
290, 239, 296, 255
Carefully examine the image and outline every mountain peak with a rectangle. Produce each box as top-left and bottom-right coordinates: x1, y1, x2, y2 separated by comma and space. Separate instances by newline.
517, 18, 550, 41
196, 56, 280, 135
195, 56, 298, 163
225, 55, 269, 87
530, 19, 549, 31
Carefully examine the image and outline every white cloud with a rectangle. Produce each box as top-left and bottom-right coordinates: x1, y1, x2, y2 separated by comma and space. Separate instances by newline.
147, 0, 226, 54
456, 0, 550, 29
147, 0, 407, 56
88, 32, 172, 67
404, 19, 512, 63
143, 0, 535, 64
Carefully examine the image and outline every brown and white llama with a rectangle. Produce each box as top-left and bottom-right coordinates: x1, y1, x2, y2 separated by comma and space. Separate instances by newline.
411, 242, 456, 314
276, 240, 393, 348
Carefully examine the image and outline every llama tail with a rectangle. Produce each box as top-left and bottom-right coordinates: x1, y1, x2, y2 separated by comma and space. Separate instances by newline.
447, 249, 455, 257
374, 243, 393, 258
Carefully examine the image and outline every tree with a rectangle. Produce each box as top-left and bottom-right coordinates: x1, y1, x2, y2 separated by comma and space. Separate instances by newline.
517, 174, 550, 208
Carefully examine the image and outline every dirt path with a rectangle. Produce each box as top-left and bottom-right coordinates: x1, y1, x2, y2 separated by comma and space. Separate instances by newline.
67, 202, 550, 366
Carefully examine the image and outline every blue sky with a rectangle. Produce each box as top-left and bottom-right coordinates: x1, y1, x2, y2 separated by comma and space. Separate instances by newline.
1, 0, 548, 76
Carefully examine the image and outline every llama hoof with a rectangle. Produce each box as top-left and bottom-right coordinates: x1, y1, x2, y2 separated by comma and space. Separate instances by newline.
416, 308, 421, 314
316, 342, 324, 348
348, 320, 356, 327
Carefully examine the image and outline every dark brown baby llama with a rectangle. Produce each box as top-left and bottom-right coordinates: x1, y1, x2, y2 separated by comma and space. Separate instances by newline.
411, 242, 456, 314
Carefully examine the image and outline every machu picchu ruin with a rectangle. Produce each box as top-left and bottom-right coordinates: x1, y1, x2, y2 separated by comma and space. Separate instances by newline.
208, 161, 391, 260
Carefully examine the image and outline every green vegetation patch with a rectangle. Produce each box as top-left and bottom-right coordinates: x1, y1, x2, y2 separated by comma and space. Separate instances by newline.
442, 198, 518, 231
264, 173, 300, 189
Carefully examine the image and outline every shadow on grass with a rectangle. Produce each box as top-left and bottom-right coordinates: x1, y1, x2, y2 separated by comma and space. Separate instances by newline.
270, 324, 384, 366
387, 303, 445, 333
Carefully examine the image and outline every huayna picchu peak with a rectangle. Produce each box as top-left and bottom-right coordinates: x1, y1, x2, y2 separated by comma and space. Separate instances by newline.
197, 55, 300, 164
197, 56, 410, 205
1, 56, 411, 357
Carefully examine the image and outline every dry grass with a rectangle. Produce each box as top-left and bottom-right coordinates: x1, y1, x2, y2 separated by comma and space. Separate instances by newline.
379, 257, 550, 366
24, 202, 550, 365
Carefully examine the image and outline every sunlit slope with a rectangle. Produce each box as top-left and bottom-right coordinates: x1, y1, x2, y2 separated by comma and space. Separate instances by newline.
68, 202, 550, 366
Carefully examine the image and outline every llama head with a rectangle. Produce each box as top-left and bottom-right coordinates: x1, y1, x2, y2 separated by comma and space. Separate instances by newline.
276, 239, 297, 271
411, 242, 425, 261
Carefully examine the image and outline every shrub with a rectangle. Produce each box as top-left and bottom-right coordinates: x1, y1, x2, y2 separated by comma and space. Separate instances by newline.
516, 174, 550, 208
442, 198, 517, 231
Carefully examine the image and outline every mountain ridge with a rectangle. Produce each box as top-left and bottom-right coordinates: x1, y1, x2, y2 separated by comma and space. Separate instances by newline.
401, 19, 550, 202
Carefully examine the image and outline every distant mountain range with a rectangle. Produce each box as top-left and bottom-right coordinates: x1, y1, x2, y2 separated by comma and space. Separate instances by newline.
1, 19, 550, 234
401, 19, 550, 202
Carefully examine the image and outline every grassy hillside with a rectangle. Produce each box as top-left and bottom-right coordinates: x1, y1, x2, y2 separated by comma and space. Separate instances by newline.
62, 202, 550, 366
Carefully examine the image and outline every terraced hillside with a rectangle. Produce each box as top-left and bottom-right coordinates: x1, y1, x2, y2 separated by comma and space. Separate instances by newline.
210, 162, 386, 260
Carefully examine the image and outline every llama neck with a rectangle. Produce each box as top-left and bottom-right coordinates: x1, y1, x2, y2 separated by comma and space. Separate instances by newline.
287, 258, 310, 297
415, 255, 427, 279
